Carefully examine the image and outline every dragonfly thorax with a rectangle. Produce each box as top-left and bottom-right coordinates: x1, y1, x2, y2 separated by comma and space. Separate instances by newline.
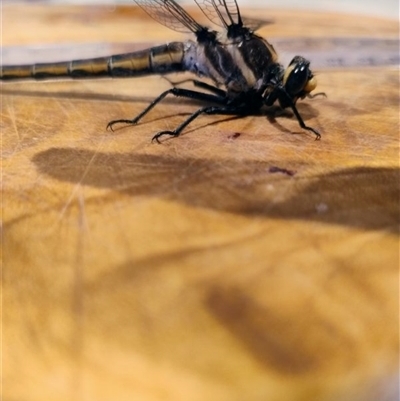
183, 32, 283, 100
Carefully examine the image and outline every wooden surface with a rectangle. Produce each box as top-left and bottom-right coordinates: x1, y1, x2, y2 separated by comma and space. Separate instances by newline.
2, 4, 399, 401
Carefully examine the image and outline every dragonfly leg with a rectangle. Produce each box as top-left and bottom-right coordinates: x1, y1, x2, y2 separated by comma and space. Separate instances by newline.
287, 100, 321, 140
269, 88, 321, 140
152, 105, 246, 143
106, 87, 225, 131
162, 76, 227, 97
307, 92, 327, 99
191, 80, 227, 97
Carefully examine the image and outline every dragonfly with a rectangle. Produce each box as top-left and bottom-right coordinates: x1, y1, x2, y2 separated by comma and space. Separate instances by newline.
0, 0, 323, 142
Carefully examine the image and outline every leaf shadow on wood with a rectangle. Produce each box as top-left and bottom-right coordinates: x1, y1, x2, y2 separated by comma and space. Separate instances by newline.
32, 148, 399, 233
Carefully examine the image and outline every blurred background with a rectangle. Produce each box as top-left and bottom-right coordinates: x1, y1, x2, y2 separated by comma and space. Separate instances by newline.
2, 0, 399, 19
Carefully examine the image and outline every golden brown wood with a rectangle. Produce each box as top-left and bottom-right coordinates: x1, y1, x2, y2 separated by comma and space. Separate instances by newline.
2, 5, 399, 401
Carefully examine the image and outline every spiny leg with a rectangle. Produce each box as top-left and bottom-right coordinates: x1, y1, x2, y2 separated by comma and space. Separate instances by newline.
188, 80, 227, 97
277, 88, 321, 140
162, 76, 227, 97
106, 87, 226, 131
307, 92, 327, 99
152, 105, 248, 143
289, 102, 321, 140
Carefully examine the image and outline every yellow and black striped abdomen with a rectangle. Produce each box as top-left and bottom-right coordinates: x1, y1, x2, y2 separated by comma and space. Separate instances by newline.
0, 42, 185, 81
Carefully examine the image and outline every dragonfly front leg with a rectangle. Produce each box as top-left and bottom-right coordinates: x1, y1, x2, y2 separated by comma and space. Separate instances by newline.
265, 87, 321, 140
106, 87, 225, 131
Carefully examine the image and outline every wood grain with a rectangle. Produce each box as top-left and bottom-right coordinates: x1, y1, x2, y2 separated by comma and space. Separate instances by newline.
2, 5, 399, 401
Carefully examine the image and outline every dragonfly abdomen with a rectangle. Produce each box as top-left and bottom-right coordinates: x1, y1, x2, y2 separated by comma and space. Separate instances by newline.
0, 42, 185, 81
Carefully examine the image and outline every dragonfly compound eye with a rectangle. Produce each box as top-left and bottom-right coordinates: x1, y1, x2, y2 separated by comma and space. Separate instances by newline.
283, 56, 316, 96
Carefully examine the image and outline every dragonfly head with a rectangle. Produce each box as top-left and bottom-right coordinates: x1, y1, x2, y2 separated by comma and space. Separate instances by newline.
282, 56, 317, 103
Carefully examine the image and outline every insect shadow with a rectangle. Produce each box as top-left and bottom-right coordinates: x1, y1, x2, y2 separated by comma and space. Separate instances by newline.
32, 148, 399, 233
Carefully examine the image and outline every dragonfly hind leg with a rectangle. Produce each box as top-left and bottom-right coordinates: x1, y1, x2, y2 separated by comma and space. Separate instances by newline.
106, 87, 226, 131
191, 80, 227, 97
152, 105, 248, 143
162, 76, 227, 97
266, 87, 321, 140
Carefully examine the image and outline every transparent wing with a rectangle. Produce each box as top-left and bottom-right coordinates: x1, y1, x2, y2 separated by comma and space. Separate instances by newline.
193, 0, 242, 29
241, 17, 273, 32
133, 0, 204, 34
194, 1, 273, 32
